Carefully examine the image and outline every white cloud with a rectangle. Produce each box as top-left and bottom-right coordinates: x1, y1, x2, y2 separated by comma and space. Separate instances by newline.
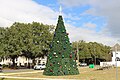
83, 22, 96, 29
58, 0, 120, 46
0, 0, 119, 46
0, 0, 58, 27
84, 0, 120, 38
65, 23, 117, 46
58, 0, 88, 7
59, 0, 120, 37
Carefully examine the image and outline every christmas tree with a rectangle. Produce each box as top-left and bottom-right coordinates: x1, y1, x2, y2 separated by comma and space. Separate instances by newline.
43, 15, 79, 76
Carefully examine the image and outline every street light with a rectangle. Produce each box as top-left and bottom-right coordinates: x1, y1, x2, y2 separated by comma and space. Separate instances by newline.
76, 41, 79, 65
77, 42, 79, 61
94, 45, 96, 65
115, 44, 118, 80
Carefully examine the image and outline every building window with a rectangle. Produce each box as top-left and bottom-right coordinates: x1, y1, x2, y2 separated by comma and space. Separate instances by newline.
111, 53, 113, 57
19, 63, 21, 66
43, 62, 45, 64
38, 60, 41, 63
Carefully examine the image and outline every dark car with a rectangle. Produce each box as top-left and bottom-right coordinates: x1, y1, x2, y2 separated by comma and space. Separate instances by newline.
0, 64, 2, 72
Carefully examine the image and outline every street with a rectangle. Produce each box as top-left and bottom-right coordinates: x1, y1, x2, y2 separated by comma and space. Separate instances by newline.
1, 69, 34, 73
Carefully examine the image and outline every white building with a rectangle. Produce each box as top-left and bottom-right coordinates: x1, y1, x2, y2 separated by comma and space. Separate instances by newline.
0, 56, 47, 67
111, 43, 120, 66
100, 44, 120, 67
111, 51, 120, 66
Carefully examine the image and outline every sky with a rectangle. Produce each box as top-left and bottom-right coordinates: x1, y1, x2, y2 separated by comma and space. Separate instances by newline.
0, 0, 120, 46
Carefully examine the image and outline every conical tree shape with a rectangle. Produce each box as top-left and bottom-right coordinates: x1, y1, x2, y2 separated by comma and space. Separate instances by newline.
43, 15, 79, 76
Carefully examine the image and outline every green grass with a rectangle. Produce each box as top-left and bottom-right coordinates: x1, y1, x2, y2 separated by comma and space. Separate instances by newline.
0, 78, 27, 80
1, 67, 120, 80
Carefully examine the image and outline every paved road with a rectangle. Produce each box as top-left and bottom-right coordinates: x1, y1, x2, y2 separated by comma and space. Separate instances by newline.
0, 70, 43, 76
1, 69, 34, 73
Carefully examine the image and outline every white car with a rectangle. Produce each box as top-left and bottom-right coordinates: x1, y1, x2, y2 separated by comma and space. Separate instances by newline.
79, 63, 87, 67
34, 64, 46, 70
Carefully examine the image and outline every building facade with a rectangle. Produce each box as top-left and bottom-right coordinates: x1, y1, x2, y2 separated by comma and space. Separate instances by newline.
111, 51, 120, 66
100, 44, 120, 67
0, 56, 47, 67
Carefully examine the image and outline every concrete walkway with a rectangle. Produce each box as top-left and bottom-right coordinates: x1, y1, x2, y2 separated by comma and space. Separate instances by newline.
0, 76, 76, 80
0, 70, 77, 80
0, 70, 43, 75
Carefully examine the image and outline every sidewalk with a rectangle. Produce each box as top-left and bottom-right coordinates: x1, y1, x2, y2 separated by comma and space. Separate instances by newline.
0, 70, 77, 80
0, 70, 43, 75
0, 76, 77, 80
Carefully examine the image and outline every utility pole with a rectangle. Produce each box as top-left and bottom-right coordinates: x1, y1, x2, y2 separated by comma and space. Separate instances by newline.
94, 44, 96, 65
77, 41, 79, 65
115, 46, 118, 80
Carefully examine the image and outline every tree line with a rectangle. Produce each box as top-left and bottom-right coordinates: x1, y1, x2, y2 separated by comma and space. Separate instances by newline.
0, 22, 54, 67
72, 40, 111, 64
0, 22, 111, 67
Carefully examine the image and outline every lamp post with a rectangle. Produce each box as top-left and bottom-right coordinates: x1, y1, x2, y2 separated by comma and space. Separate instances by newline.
115, 45, 118, 80
77, 41, 79, 65
94, 47, 96, 65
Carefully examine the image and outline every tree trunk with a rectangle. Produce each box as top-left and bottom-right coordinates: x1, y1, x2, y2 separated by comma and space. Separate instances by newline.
32, 59, 36, 68
11, 58, 16, 69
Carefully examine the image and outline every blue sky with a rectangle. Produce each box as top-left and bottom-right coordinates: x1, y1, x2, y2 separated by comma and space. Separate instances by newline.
0, 0, 120, 46
33, 0, 105, 32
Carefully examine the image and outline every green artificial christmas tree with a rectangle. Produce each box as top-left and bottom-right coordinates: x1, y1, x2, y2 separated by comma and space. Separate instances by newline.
43, 15, 79, 76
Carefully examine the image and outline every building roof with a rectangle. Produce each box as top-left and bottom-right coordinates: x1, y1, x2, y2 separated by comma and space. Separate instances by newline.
111, 43, 120, 51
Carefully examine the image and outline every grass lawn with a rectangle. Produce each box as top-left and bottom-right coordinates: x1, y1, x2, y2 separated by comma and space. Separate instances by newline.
0, 78, 28, 80
1, 66, 120, 80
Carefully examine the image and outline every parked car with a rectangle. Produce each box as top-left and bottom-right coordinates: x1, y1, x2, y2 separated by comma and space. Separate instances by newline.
34, 64, 46, 70
0, 64, 2, 72
79, 63, 87, 67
